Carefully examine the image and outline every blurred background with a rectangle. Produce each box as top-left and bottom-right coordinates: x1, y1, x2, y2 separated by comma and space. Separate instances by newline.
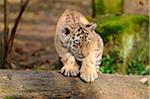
0, 0, 149, 75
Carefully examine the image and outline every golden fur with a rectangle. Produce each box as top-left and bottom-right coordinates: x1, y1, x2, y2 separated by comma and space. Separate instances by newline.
54, 9, 104, 82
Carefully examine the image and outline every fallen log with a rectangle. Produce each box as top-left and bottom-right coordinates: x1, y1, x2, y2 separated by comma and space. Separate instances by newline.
0, 70, 149, 99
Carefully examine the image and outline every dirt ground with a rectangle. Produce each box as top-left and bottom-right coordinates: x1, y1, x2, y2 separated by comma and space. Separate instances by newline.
0, 0, 91, 70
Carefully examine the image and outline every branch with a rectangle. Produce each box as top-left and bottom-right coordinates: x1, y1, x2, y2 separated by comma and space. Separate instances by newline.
8, 0, 30, 53
0, 70, 148, 98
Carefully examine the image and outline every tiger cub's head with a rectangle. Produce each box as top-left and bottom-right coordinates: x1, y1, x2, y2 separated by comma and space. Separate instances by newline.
61, 22, 97, 61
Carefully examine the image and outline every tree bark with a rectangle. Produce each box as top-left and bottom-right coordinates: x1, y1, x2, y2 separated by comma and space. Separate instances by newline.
0, 70, 149, 99
1, 0, 9, 69
91, 0, 96, 17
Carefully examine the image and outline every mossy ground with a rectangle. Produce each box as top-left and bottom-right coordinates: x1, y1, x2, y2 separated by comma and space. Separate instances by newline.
91, 15, 149, 75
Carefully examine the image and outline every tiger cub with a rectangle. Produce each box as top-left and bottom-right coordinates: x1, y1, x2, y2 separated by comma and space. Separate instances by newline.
54, 9, 104, 82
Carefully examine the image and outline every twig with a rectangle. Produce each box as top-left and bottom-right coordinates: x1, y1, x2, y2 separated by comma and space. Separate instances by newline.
8, 0, 30, 53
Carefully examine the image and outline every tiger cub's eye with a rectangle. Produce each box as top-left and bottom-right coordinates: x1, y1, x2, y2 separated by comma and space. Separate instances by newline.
86, 24, 91, 27
64, 28, 70, 35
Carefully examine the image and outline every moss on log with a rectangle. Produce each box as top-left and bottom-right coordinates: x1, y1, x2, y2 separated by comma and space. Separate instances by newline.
0, 70, 149, 99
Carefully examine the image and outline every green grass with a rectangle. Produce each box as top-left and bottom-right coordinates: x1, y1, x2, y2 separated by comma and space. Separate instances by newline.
4, 96, 19, 99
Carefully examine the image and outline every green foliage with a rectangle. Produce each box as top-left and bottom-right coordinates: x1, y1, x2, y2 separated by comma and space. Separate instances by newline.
0, 0, 3, 6
104, 0, 123, 14
100, 51, 123, 74
95, 0, 123, 15
4, 96, 18, 99
95, 0, 105, 15
100, 51, 149, 75
94, 15, 149, 75
126, 60, 149, 75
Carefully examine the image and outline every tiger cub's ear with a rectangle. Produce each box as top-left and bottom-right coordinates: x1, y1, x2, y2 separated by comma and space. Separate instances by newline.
86, 23, 97, 32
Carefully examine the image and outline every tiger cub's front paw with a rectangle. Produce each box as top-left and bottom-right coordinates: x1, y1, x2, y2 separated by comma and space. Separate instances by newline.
80, 66, 98, 82
61, 65, 79, 77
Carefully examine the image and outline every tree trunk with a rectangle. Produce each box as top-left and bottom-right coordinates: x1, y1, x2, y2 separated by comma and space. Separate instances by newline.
0, 70, 149, 99
91, 0, 96, 17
